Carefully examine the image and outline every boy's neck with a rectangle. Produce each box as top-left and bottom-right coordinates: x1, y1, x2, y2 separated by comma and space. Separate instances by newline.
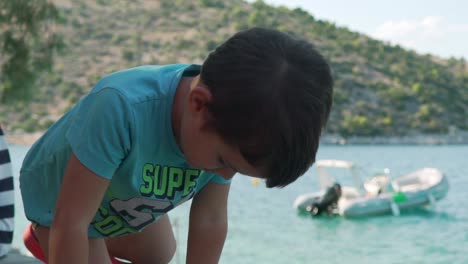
172, 76, 194, 149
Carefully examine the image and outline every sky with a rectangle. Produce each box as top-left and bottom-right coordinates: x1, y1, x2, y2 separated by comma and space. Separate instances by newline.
246, 0, 468, 60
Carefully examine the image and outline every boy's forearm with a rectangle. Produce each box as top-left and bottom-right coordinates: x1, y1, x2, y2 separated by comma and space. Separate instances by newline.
186, 222, 228, 264
49, 226, 89, 264
186, 181, 231, 263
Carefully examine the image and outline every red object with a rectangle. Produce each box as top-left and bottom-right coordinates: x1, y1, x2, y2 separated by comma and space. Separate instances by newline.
23, 223, 127, 264
23, 223, 47, 263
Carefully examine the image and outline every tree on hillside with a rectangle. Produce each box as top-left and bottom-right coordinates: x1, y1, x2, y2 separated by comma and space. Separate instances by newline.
0, 0, 64, 103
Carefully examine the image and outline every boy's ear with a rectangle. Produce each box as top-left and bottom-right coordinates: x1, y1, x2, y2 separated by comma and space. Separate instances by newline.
188, 84, 212, 114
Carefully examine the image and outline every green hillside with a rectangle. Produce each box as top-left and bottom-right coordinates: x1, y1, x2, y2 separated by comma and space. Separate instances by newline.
1, 0, 467, 137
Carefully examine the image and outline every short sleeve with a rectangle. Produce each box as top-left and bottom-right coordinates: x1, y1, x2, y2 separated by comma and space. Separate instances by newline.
209, 173, 232, 184
66, 88, 133, 179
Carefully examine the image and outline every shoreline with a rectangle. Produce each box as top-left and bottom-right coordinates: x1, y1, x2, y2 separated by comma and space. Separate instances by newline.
321, 133, 468, 145
6, 132, 468, 146
5, 132, 43, 146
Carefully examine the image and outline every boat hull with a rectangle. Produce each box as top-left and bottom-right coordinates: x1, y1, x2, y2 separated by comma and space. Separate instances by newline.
341, 173, 449, 217
293, 168, 449, 218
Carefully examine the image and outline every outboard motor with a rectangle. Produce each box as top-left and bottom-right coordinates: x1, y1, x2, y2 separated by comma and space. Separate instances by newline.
306, 183, 342, 216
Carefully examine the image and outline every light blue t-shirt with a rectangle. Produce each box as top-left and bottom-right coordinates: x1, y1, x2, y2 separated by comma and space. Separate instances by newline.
20, 64, 231, 238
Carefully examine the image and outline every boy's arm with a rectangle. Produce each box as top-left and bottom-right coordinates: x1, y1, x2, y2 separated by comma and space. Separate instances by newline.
186, 179, 231, 264
49, 153, 111, 264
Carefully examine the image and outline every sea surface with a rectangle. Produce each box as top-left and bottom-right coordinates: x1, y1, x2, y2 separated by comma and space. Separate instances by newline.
8, 144, 468, 264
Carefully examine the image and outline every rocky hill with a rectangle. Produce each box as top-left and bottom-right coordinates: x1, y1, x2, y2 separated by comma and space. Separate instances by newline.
1, 0, 467, 142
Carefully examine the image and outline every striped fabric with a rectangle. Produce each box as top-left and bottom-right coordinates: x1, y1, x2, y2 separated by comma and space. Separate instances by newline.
0, 127, 14, 258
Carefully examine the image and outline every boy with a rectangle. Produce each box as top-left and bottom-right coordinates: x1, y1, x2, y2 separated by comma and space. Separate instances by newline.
0, 126, 14, 259
20, 27, 333, 263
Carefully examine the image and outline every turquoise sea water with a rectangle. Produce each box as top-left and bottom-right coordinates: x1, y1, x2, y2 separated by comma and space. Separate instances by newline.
8, 144, 468, 264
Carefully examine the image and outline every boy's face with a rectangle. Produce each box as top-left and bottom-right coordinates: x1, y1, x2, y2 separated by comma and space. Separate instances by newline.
179, 80, 262, 180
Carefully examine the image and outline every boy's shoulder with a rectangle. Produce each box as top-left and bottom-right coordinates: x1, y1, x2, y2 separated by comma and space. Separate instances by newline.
91, 64, 194, 103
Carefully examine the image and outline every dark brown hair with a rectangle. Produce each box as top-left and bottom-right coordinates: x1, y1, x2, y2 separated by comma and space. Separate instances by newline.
201, 27, 333, 188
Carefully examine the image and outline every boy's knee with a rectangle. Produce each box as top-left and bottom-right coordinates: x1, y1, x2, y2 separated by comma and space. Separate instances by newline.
107, 226, 177, 264
156, 237, 176, 264
135, 241, 176, 264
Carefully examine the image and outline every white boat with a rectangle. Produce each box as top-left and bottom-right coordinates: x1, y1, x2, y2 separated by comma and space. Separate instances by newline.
293, 160, 449, 218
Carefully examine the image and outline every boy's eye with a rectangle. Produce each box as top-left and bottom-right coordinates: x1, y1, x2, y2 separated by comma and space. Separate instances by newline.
217, 156, 226, 167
